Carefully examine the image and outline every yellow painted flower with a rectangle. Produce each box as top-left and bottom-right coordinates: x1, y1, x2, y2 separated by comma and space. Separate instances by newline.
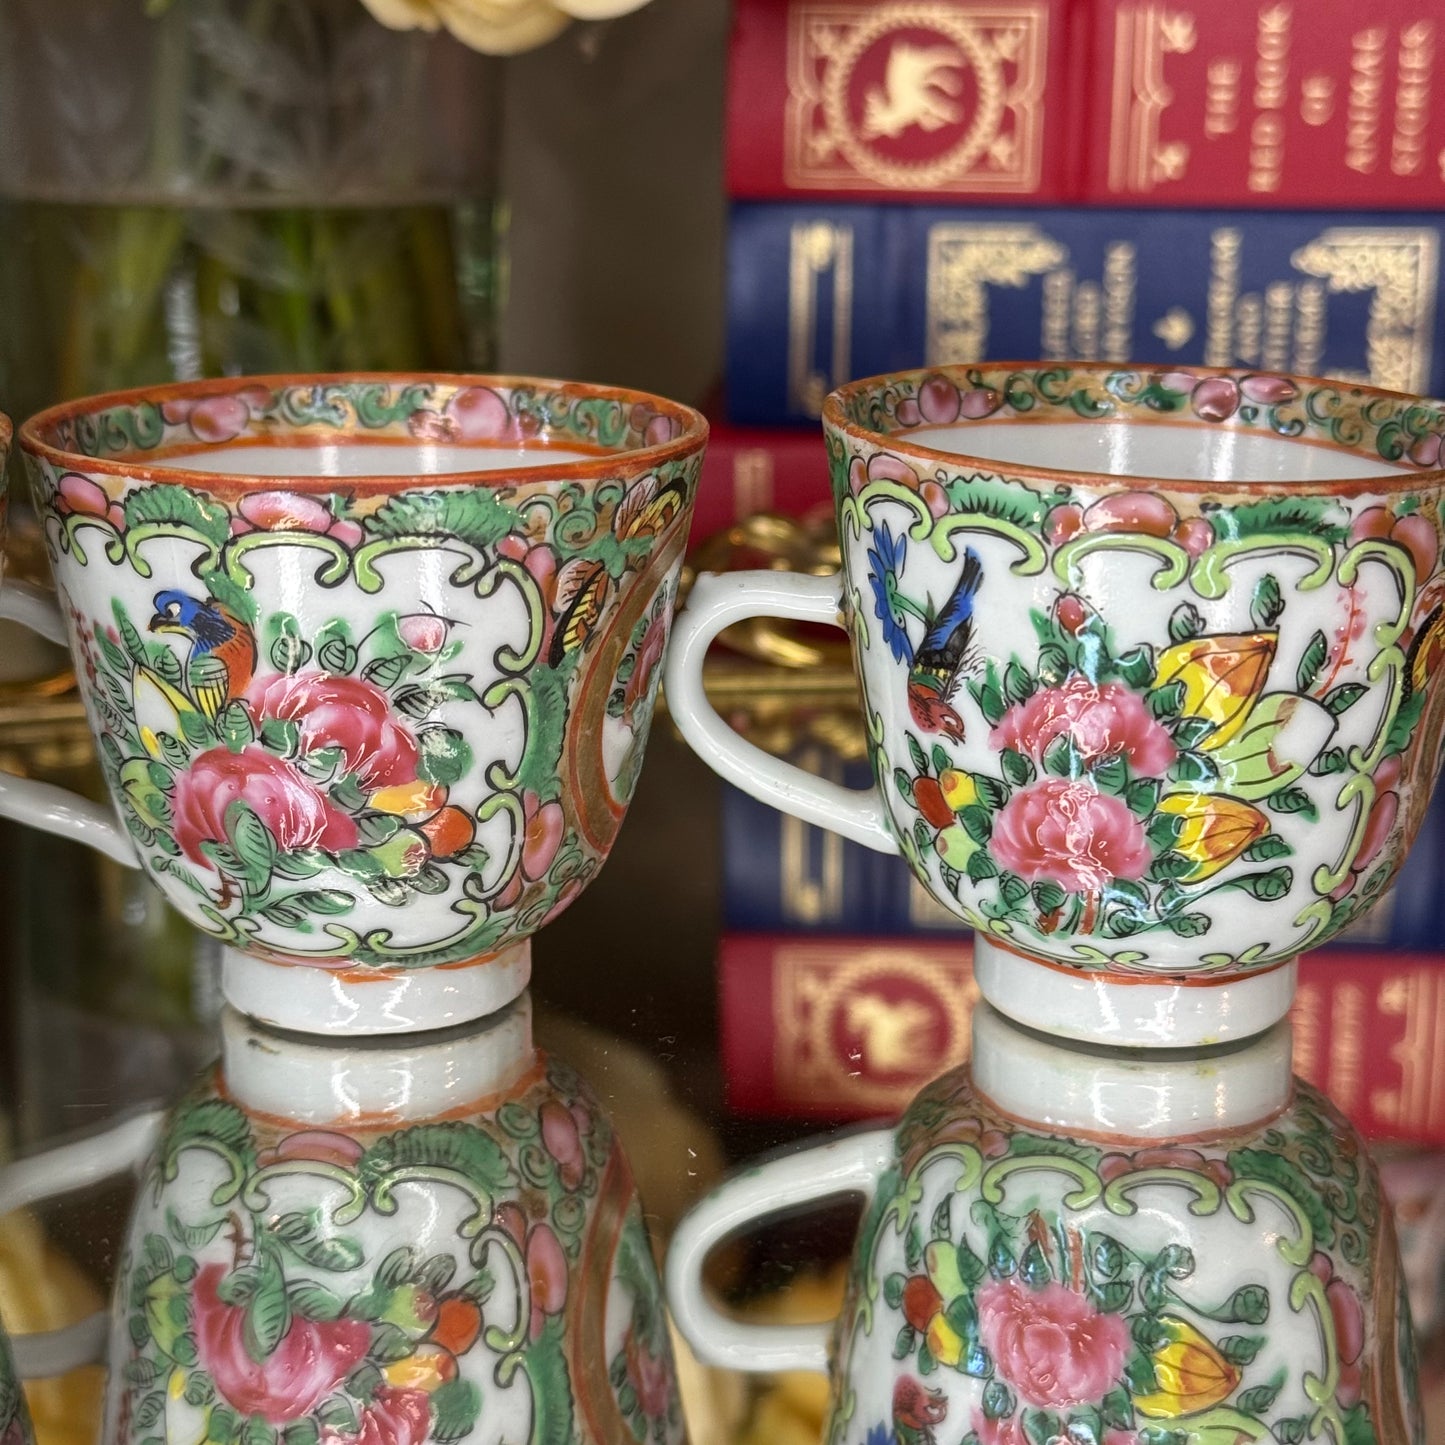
938, 769, 978, 812
1155, 794, 1269, 881
1153, 633, 1276, 750
1132, 1315, 1240, 1419
899, 1242, 970, 1367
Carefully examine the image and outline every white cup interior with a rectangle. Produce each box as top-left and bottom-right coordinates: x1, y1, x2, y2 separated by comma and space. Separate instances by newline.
157, 440, 595, 477
907, 418, 1412, 483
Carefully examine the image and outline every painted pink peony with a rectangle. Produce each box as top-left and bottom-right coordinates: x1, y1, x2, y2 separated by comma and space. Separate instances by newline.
991, 778, 1151, 895
173, 746, 359, 863
525, 1222, 569, 1339
247, 671, 420, 789
1309, 1252, 1365, 1406
991, 676, 1177, 776
540, 1099, 585, 1189
397, 613, 449, 653
192, 1263, 370, 1422
320, 1387, 431, 1445
621, 613, 668, 722
976, 1278, 1129, 1408
624, 1327, 673, 1419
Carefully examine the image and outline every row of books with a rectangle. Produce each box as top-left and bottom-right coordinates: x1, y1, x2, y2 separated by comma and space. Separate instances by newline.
729, 0, 1445, 209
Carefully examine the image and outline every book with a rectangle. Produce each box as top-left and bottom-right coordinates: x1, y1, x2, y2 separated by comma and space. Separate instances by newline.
718, 931, 1445, 1143
725, 0, 1445, 211
725, 0, 1079, 204
1080, 2, 1445, 208
722, 762, 1445, 948
689, 424, 834, 545
724, 202, 1445, 423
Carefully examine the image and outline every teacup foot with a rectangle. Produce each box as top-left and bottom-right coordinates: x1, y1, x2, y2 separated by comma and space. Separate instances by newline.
221, 941, 531, 1035
974, 935, 1296, 1048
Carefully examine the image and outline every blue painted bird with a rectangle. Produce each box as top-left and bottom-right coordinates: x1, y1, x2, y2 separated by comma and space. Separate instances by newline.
148, 589, 258, 721
868, 523, 983, 743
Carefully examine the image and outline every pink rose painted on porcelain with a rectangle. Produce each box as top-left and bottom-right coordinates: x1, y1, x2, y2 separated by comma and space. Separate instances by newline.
990, 778, 1151, 896
246, 671, 421, 789
192, 1264, 370, 1422
172, 746, 359, 862
990, 676, 1177, 777
976, 1277, 1129, 1408
233, 492, 364, 548
320, 1387, 430, 1445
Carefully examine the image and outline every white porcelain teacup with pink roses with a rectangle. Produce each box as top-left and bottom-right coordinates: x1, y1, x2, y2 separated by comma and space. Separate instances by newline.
0, 374, 705, 1035
665, 363, 1445, 1046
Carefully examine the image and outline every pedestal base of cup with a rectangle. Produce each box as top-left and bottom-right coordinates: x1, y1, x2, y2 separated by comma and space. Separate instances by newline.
221, 942, 532, 1035
974, 936, 1297, 1048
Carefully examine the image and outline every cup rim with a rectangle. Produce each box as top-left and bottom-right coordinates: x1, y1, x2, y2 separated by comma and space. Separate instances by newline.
822, 360, 1445, 497
18, 372, 709, 492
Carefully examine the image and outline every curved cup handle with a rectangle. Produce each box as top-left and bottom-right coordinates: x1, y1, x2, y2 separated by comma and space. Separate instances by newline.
665, 1126, 893, 1373
1, 1111, 164, 1378
664, 571, 899, 854
0, 585, 138, 869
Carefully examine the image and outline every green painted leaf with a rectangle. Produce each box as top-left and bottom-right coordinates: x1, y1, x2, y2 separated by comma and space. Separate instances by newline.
123, 485, 231, 547
1323, 682, 1369, 717
883, 1273, 906, 1308
1250, 573, 1284, 630
245, 1250, 291, 1360
524, 1314, 577, 1445
317, 637, 358, 676
1031, 880, 1067, 913
431, 1379, 482, 1444
363, 653, 413, 691
287, 1282, 346, 1322
360, 1124, 517, 1198
907, 732, 928, 775
1168, 603, 1204, 644
1001, 748, 1034, 787
1267, 786, 1317, 820
418, 727, 474, 788
1297, 630, 1329, 691
1226, 1147, 1332, 1246
273, 1211, 365, 1273
966, 849, 998, 882
1218, 1333, 1266, 1366
368, 490, 521, 550
892, 1324, 915, 1361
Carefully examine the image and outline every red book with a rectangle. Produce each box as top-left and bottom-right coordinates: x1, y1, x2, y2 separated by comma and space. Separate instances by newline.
1079, 1, 1445, 207
720, 933, 1445, 1144
688, 424, 834, 546
725, 0, 1078, 202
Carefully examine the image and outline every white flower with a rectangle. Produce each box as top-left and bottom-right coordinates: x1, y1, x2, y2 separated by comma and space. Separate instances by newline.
359, 0, 651, 54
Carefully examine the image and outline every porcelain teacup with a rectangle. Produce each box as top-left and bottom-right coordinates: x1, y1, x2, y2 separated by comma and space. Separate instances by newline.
0, 375, 705, 1034
668, 1004, 1424, 1445
666, 364, 1445, 1045
1, 998, 685, 1445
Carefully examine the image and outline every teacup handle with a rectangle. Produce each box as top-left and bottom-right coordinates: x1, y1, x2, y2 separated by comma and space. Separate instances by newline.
665, 571, 899, 853
665, 1126, 893, 1373
0, 1111, 164, 1377
0, 584, 138, 868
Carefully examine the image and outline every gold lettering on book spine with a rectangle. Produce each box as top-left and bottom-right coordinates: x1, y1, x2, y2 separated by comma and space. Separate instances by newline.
788, 221, 855, 417
925, 223, 1067, 364
780, 747, 846, 923
1291, 228, 1438, 392
1107, 5, 1197, 194
786, 3, 1049, 193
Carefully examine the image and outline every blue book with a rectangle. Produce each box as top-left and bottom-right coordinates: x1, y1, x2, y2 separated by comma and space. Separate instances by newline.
726, 203, 1445, 425
722, 763, 1445, 952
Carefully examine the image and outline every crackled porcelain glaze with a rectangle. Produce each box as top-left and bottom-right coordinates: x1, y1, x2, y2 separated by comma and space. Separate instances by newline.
665, 364, 1445, 1044
668, 1006, 1422, 1445
89, 1003, 682, 1445
1, 376, 705, 1033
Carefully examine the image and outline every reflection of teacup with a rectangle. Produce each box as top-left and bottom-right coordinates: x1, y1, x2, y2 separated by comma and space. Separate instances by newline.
1, 1327, 36, 1445
0, 375, 705, 1034
5, 999, 684, 1445
667, 364, 1445, 1045
669, 1005, 1423, 1444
